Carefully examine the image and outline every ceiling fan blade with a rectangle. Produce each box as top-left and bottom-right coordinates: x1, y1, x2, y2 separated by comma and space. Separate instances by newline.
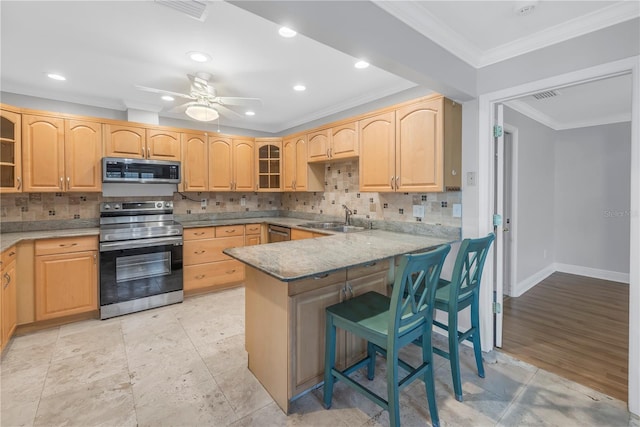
214, 96, 262, 107
135, 85, 194, 100
215, 103, 243, 118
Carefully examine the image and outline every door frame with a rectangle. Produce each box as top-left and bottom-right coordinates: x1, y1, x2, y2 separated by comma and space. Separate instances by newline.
503, 125, 518, 299
477, 55, 639, 415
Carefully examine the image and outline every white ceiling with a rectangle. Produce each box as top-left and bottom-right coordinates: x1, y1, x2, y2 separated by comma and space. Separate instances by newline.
1, 1, 637, 133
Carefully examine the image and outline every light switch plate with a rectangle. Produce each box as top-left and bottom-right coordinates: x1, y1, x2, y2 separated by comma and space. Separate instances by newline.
241, 198, 246, 206
412, 205, 425, 218
452, 204, 462, 218
201, 199, 207, 208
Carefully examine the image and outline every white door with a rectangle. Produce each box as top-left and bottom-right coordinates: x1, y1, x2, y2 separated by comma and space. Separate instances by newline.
493, 104, 504, 347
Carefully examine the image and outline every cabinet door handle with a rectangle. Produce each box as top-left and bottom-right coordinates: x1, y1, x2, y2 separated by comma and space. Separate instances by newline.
60, 177, 64, 190
9, 251, 16, 256
4, 272, 11, 289
195, 274, 205, 280
339, 287, 346, 302
59, 243, 78, 248
313, 273, 329, 280
194, 250, 206, 254
194, 232, 205, 236
329, 148, 332, 158
225, 229, 236, 233
141, 147, 145, 158
225, 269, 236, 274
66, 177, 70, 190
326, 148, 330, 158
93, 254, 97, 265
16, 176, 21, 190
147, 147, 150, 158
395, 176, 400, 189
363, 261, 377, 268
390, 176, 395, 189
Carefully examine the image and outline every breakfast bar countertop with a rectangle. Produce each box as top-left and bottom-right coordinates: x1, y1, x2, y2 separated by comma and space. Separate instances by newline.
224, 229, 454, 282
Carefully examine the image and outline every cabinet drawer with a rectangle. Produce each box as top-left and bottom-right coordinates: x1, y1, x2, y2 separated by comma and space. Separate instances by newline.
184, 239, 219, 265
347, 259, 390, 280
1, 246, 17, 267
288, 270, 347, 297
35, 236, 97, 256
184, 260, 245, 291
215, 225, 244, 237
245, 223, 261, 235
184, 227, 215, 241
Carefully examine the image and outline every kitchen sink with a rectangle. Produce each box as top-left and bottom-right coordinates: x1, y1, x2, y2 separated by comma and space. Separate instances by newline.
298, 222, 365, 233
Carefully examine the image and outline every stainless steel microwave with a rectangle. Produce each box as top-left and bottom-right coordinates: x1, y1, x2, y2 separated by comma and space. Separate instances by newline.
102, 157, 181, 184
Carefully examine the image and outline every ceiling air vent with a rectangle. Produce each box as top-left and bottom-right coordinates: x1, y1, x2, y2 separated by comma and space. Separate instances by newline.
155, 0, 208, 21
532, 90, 560, 100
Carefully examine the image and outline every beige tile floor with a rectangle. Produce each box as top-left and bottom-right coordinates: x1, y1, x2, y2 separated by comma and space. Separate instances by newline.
1, 287, 636, 427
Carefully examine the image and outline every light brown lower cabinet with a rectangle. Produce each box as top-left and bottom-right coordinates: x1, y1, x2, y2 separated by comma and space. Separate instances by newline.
244, 259, 390, 413
245, 223, 262, 246
35, 236, 98, 321
1, 246, 18, 351
183, 226, 246, 293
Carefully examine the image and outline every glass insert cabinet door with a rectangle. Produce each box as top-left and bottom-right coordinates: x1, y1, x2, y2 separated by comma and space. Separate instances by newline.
0, 110, 22, 192
257, 140, 282, 191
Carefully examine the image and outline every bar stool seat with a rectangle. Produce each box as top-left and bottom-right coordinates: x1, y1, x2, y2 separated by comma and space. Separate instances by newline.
323, 245, 451, 427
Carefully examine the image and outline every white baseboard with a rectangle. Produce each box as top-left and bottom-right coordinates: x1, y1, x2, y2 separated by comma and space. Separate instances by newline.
513, 263, 629, 296
513, 264, 555, 297
554, 263, 630, 284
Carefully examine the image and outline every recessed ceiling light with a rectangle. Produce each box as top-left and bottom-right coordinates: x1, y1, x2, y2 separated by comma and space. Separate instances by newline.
47, 73, 66, 81
293, 84, 306, 92
188, 51, 211, 63
161, 95, 174, 101
279, 27, 297, 38
354, 60, 370, 69
245, 111, 255, 116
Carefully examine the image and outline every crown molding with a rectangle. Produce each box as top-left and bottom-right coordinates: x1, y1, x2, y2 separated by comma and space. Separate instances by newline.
271, 81, 418, 133
505, 99, 632, 131
479, 1, 640, 67
372, 0, 482, 67
375, 1, 640, 69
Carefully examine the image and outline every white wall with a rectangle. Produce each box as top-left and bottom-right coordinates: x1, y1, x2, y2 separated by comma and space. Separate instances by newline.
554, 123, 631, 282
503, 107, 556, 291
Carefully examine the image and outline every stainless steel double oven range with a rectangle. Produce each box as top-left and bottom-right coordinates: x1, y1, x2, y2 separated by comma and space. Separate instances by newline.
99, 200, 183, 319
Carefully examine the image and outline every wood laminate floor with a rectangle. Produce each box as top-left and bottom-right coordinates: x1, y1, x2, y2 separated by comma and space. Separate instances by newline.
502, 272, 629, 402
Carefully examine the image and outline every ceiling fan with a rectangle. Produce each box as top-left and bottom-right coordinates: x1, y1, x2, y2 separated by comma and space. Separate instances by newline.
135, 72, 262, 122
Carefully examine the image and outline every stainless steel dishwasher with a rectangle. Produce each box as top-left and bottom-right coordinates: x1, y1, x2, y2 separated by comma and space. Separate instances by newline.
267, 224, 291, 243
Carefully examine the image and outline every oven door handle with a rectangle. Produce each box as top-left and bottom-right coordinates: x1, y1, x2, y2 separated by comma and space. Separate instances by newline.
100, 236, 183, 252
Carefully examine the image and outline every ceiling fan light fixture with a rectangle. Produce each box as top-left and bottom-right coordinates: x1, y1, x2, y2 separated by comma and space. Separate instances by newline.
354, 60, 370, 69
513, 1, 538, 16
185, 103, 219, 121
245, 111, 255, 116
293, 84, 306, 92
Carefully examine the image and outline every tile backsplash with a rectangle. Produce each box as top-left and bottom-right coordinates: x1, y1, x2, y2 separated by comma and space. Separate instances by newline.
281, 160, 461, 227
0, 160, 461, 229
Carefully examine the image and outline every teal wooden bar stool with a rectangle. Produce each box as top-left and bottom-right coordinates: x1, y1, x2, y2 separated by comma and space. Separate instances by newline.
323, 245, 451, 427
431, 233, 495, 402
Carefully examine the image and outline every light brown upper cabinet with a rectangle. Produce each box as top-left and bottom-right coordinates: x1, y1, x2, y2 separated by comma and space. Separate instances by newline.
283, 134, 323, 192
181, 132, 208, 192
359, 97, 461, 193
209, 136, 255, 192
255, 137, 282, 192
22, 115, 102, 192
307, 122, 358, 163
103, 124, 180, 161
0, 108, 22, 193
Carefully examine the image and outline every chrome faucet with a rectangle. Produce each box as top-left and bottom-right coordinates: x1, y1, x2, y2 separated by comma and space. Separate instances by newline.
342, 204, 353, 225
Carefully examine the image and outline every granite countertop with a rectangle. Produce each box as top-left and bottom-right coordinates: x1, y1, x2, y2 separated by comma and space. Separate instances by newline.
0, 228, 100, 252
224, 230, 454, 282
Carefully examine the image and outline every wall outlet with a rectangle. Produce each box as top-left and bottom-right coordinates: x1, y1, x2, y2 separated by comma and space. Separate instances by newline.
412, 205, 425, 218
240, 198, 246, 206
200, 199, 207, 208
452, 204, 462, 218
467, 171, 477, 186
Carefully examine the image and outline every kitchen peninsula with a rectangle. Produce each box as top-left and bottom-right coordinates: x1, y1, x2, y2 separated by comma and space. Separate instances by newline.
224, 230, 454, 413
